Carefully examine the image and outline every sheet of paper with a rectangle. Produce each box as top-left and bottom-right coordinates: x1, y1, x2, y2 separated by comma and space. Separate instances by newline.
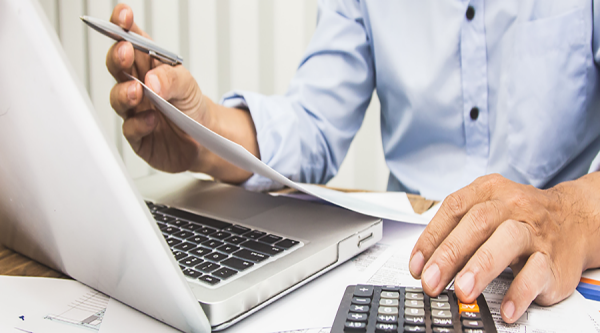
586, 299, 600, 333
129, 74, 429, 225
0, 276, 108, 333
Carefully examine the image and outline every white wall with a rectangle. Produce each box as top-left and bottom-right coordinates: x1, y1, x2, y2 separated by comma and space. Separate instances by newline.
37, 0, 389, 191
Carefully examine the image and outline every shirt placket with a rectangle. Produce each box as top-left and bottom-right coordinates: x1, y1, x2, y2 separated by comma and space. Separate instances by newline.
460, 0, 490, 183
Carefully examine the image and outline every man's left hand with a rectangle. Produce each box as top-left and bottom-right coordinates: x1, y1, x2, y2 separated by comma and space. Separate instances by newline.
409, 173, 600, 323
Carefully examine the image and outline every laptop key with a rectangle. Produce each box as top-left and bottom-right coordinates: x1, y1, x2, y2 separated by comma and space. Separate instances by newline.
161, 226, 180, 235
197, 227, 218, 236
154, 214, 174, 223
201, 239, 224, 249
204, 252, 229, 262
241, 240, 283, 256
179, 222, 203, 232
159, 208, 232, 230
186, 235, 209, 245
221, 257, 254, 271
224, 225, 250, 235
173, 242, 196, 252
210, 231, 231, 240
234, 249, 269, 263
216, 244, 240, 254
181, 268, 202, 279
173, 251, 188, 261
199, 275, 220, 285
274, 238, 300, 249
243, 230, 266, 239
195, 261, 220, 273
166, 238, 182, 248
172, 230, 194, 240
179, 256, 203, 267
212, 267, 237, 280
258, 234, 283, 244
188, 247, 212, 258
224, 236, 247, 245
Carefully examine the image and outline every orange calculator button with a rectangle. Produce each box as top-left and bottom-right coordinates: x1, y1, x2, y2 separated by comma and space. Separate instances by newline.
458, 300, 479, 313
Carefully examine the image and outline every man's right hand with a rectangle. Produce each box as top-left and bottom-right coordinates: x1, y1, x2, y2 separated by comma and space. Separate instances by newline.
105, 4, 260, 182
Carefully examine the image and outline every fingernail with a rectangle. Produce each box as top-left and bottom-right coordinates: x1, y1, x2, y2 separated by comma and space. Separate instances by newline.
145, 112, 155, 127
409, 251, 425, 276
456, 271, 475, 296
118, 45, 126, 62
127, 82, 137, 101
119, 9, 127, 25
146, 74, 161, 95
502, 300, 515, 320
423, 263, 440, 291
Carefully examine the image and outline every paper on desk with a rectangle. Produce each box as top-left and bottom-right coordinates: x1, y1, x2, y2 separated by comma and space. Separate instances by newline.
129, 74, 429, 225
0, 276, 109, 333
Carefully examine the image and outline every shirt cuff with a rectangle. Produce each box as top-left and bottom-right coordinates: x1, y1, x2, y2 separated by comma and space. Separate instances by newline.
220, 92, 295, 192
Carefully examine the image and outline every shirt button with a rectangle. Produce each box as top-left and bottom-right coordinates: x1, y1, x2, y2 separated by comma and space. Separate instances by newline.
466, 6, 475, 20
470, 107, 479, 120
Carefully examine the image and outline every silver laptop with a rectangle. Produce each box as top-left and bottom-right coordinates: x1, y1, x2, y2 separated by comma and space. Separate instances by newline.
0, 1, 382, 332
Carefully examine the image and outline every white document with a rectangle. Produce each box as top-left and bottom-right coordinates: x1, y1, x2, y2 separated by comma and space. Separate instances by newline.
129, 74, 429, 225
0, 276, 108, 333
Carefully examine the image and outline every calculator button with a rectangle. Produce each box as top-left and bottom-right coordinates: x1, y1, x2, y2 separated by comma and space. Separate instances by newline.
432, 317, 453, 327
461, 311, 481, 320
354, 285, 374, 297
431, 310, 452, 319
405, 292, 424, 300
382, 285, 401, 291
376, 314, 397, 323
432, 328, 455, 333
430, 301, 451, 310
350, 304, 369, 313
379, 298, 399, 306
378, 306, 399, 315
404, 326, 426, 332
431, 294, 449, 302
405, 287, 423, 293
463, 329, 485, 333
404, 299, 424, 308
344, 321, 367, 331
404, 316, 425, 326
352, 297, 371, 305
458, 300, 479, 313
404, 308, 425, 317
380, 291, 400, 299
347, 312, 368, 322
375, 323, 397, 332
462, 320, 484, 329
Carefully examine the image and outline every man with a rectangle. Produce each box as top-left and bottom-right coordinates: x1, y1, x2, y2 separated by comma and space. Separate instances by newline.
106, 1, 600, 324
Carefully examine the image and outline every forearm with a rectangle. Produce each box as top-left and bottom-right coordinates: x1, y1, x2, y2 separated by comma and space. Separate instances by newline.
189, 97, 259, 184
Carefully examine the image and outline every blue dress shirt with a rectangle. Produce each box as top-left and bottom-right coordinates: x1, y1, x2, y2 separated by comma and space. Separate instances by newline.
222, 0, 600, 200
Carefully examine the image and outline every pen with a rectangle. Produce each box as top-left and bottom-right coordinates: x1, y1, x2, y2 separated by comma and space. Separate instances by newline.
80, 15, 183, 66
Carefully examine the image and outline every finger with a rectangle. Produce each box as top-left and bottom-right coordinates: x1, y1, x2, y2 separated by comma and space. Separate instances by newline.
410, 174, 505, 278
110, 4, 147, 36
122, 110, 157, 150
419, 200, 511, 296
106, 41, 134, 82
145, 65, 195, 101
454, 219, 531, 303
110, 80, 143, 119
501, 252, 551, 323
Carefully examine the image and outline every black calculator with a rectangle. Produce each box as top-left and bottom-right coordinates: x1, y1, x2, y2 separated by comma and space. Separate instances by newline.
331, 285, 497, 333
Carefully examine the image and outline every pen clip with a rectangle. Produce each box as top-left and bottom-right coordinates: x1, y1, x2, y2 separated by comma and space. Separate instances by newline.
148, 50, 179, 66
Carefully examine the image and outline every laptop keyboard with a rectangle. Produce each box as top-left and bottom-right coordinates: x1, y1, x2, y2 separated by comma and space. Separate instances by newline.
146, 201, 302, 287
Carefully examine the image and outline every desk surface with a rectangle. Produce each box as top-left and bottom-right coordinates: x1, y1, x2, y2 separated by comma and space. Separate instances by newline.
0, 192, 436, 278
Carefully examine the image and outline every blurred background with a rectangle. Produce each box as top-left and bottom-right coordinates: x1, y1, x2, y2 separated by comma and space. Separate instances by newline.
37, 0, 390, 191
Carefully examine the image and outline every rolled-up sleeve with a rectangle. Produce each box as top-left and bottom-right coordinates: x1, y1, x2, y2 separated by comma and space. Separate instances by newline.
589, 0, 600, 173
221, 0, 375, 191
